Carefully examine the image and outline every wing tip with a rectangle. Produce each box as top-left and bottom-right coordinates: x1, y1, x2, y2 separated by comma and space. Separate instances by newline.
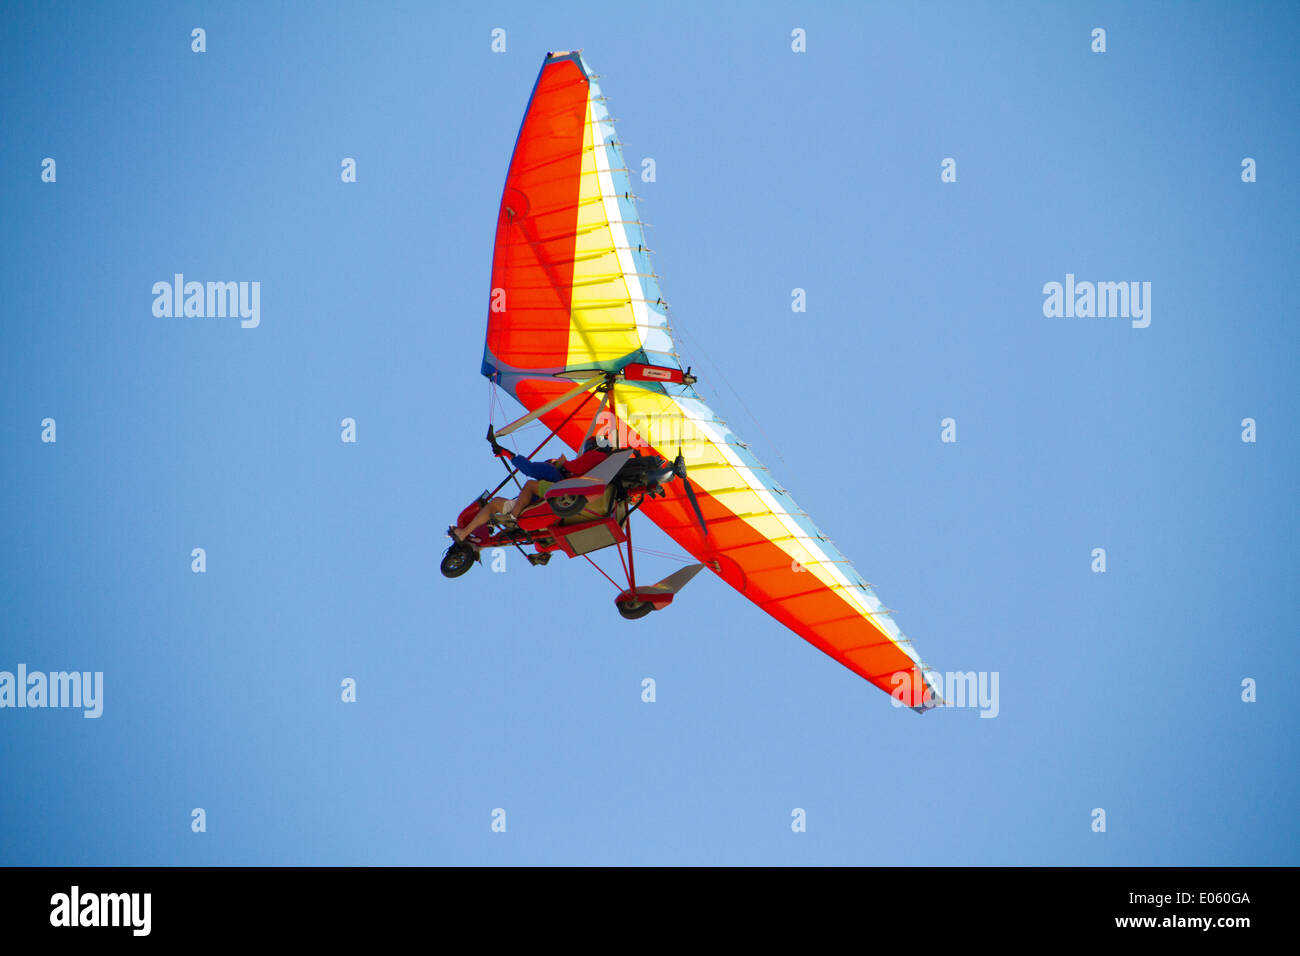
543, 49, 589, 78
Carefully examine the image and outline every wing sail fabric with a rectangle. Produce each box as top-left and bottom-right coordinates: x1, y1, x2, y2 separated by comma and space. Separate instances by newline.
483, 51, 674, 385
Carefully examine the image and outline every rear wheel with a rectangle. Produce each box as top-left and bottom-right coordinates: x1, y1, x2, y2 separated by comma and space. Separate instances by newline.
549, 493, 588, 517
440, 542, 476, 578
617, 598, 654, 620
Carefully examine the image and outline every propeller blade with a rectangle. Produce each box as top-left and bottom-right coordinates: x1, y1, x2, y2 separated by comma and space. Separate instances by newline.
672, 452, 707, 536
682, 472, 708, 537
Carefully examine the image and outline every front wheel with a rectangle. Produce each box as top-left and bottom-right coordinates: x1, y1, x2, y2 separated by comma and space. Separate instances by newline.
440, 542, 476, 578
617, 598, 654, 620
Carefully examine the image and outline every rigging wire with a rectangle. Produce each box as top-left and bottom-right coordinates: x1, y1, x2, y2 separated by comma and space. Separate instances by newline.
492, 386, 525, 456
671, 316, 788, 466
642, 220, 788, 466
631, 546, 694, 564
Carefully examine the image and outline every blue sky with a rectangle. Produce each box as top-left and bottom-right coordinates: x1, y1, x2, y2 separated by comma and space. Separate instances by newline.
1, 1, 1296, 865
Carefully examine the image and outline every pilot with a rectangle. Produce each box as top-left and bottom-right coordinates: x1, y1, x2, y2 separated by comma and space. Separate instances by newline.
451, 436, 612, 542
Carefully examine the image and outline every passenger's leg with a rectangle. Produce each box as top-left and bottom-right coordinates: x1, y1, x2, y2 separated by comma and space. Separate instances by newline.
501, 481, 539, 520
453, 497, 511, 541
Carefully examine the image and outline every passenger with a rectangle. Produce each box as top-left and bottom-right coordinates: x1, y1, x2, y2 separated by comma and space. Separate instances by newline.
451, 437, 612, 542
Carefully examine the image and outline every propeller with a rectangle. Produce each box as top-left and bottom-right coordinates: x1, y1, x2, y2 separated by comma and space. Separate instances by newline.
673, 452, 708, 538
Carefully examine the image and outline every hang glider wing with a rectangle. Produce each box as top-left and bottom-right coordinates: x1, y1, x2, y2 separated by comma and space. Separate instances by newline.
482, 52, 941, 711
